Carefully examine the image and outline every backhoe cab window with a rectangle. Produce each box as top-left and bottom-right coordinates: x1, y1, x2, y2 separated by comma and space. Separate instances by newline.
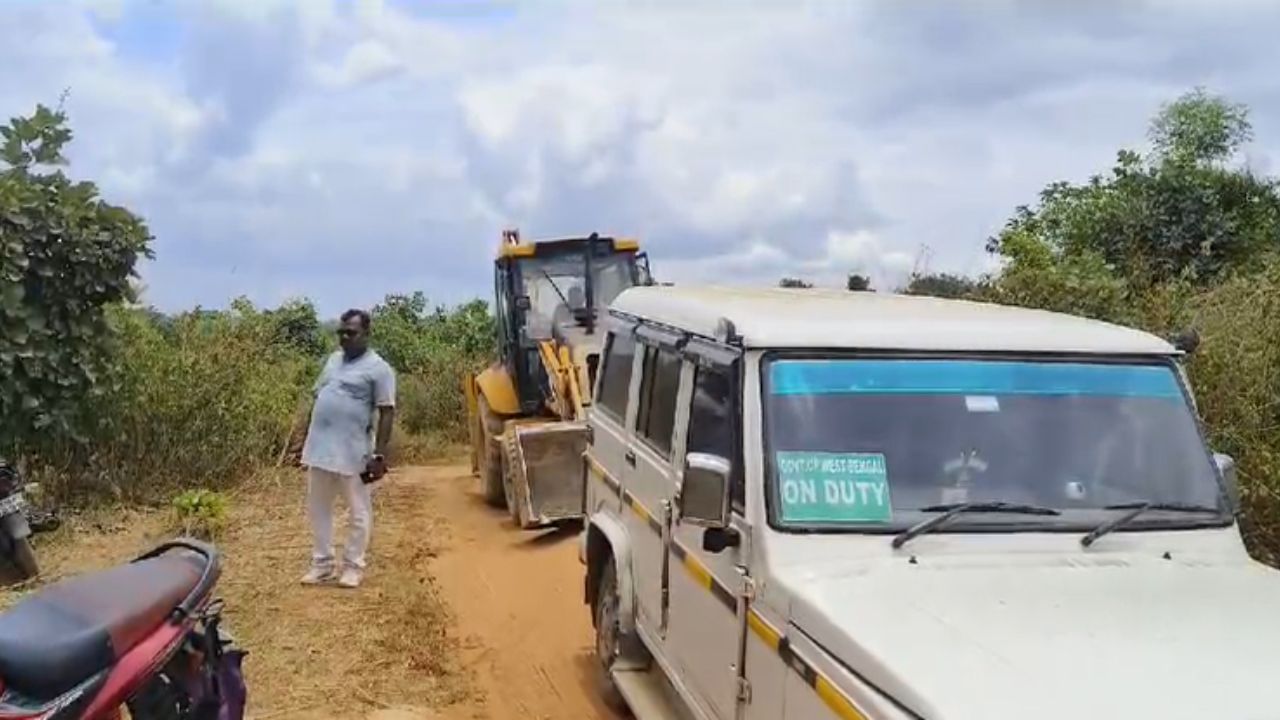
517, 253, 636, 336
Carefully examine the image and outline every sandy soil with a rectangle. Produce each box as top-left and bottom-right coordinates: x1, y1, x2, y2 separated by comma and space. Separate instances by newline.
424, 464, 623, 720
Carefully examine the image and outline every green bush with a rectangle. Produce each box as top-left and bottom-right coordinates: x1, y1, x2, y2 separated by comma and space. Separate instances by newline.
171, 488, 229, 539
1181, 266, 1280, 565
369, 293, 494, 443
399, 362, 471, 441
32, 302, 313, 502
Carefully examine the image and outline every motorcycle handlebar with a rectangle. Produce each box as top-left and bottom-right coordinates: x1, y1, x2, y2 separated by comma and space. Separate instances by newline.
132, 538, 223, 621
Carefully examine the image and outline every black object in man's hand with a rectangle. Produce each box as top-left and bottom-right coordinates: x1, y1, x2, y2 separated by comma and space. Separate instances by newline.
363, 454, 388, 484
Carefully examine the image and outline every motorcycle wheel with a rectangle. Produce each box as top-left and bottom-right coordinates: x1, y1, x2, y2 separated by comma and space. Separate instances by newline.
11, 538, 37, 580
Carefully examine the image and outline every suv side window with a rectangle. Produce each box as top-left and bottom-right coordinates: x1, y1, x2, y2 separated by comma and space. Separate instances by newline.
636, 344, 681, 456
597, 331, 636, 420
686, 364, 744, 512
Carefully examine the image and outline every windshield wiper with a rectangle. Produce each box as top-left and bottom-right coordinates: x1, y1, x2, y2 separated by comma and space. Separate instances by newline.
1080, 502, 1222, 548
891, 501, 1061, 549
540, 269, 570, 306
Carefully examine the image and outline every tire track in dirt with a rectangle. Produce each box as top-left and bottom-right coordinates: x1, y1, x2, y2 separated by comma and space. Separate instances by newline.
413, 464, 623, 720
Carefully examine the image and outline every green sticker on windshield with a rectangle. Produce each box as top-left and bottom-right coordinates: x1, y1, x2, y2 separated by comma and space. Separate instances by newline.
776, 452, 892, 523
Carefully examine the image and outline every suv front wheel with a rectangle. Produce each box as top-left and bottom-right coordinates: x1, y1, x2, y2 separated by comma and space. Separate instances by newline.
594, 560, 629, 713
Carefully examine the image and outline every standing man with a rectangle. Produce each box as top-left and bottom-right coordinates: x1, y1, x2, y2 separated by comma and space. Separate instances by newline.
300, 308, 396, 589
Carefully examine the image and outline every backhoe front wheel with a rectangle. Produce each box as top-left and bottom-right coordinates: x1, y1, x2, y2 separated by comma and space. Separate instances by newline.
477, 396, 506, 508
502, 436, 522, 526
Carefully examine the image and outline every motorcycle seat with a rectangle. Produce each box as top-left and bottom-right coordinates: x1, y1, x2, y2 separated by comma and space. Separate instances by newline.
0, 550, 203, 701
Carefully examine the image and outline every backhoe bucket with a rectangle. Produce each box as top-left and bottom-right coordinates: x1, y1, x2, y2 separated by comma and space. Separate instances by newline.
507, 421, 588, 528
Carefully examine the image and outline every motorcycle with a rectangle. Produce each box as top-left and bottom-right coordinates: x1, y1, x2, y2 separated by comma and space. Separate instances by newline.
0, 539, 247, 719
0, 461, 49, 584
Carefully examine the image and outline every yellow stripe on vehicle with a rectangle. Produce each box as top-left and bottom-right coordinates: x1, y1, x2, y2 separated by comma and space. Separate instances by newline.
587, 456, 621, 495
628, 495, 652, 523
751, 608, 869, 720
588, 458, 608, 479
681, 552, 713, 589
815, 676, 869, 720
747, 609, 781, 651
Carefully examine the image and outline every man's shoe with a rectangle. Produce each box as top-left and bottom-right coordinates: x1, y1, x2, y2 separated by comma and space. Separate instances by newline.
337, 567, 363, 589
300, 567, 337, 586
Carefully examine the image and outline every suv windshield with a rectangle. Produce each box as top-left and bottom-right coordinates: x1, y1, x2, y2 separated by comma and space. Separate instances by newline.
519, 252, 636, 334
763, 357, 1227, 532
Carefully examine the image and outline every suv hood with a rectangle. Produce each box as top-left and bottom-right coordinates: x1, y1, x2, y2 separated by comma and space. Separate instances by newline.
783, 556, 1280, 720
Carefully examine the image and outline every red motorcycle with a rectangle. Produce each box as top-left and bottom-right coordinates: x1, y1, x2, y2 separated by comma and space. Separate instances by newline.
0, 539, 246, 719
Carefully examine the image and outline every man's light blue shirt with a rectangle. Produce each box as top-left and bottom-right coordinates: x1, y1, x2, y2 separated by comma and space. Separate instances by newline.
301, 350, 396, 476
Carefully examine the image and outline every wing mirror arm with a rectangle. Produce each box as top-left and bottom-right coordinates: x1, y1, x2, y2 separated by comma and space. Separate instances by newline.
1214, 452, 1240, 515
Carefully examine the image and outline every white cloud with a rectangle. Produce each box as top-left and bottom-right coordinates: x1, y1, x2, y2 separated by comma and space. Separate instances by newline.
315, 39, 402, 88
4, 0, 1280, 313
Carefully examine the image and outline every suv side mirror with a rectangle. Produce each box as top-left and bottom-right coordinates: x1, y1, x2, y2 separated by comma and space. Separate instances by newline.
679, 453, 731, 528
1170, 329, 1200, 355
1214, 452, 1240, 514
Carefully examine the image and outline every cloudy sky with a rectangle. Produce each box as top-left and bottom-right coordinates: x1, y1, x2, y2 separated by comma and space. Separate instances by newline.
4, 0, 1280, 315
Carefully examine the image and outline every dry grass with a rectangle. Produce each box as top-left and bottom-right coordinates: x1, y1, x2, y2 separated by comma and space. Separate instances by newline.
388, 431, 468, 468
0, 468, 473, 719
0, 503, 167, 610
225, 469, 473, 717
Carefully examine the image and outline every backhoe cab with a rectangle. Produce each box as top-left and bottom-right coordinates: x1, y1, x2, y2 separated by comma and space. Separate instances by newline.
466, 229, 650, 528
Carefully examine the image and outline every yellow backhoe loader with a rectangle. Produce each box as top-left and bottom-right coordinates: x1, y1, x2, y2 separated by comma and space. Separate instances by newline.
465, 230, 651, 528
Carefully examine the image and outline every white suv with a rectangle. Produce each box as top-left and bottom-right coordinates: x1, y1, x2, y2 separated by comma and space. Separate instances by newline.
579, 285, 1280, 720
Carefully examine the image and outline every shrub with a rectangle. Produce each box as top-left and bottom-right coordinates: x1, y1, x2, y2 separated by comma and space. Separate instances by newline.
901, 272, 983, 300
399, 363, 472, 441
369, 293, 494, 442
171, 488, 229, 540
32, 302, 313, 502
1181, 265, 1280, 565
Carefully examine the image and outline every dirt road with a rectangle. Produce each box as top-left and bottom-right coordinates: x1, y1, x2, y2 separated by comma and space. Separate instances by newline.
423, 464, 622, 720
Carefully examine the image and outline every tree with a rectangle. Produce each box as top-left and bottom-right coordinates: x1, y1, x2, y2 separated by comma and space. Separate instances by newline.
778, 277, 813, 289
1150, 87, 1252, 167
986, 88, 1280, 294
845, 273, 872, 291
0, 104, 152, 448
902, 272, 978, 299
263, 298, 327, 357
369, 292, 495, 373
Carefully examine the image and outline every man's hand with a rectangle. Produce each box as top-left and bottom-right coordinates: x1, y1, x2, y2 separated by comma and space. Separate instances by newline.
366, 454, 388, 481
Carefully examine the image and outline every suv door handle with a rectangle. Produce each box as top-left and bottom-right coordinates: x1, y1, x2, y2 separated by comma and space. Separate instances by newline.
624, 450, 637, 467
